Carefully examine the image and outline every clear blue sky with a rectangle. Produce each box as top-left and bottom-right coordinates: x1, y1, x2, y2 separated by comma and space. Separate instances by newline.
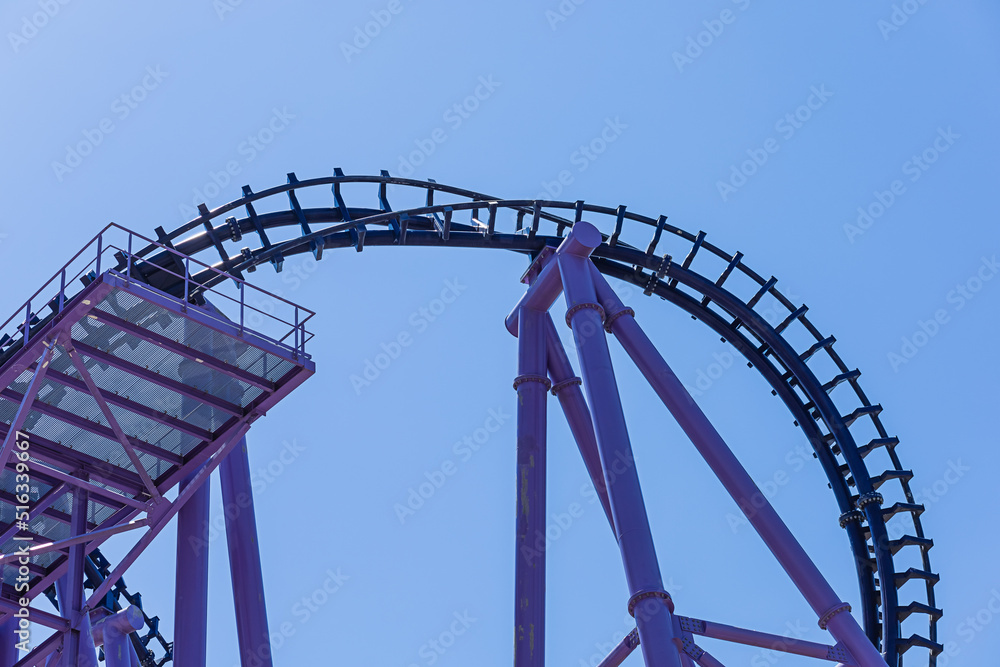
1, 1, 998, 665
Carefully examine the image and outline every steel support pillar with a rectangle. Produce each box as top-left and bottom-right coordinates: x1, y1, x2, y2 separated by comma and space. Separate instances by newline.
589, 264, 888, 667
62, 487, 98, 667
514, 307, 548, 667
544, 315, 614, 529
173, 468, 211, 667
557, 252, 683, 667
221, 437, 272, 667
91, 606, 144, 667
0, 616, 17, 666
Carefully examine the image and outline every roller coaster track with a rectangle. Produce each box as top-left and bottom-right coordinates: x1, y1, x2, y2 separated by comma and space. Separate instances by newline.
3, 171, 940, 666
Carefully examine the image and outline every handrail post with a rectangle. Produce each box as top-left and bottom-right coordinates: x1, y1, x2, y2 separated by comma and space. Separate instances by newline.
59, 269, 66, 312
126, 233, 133, 285
183, 257, 190, 312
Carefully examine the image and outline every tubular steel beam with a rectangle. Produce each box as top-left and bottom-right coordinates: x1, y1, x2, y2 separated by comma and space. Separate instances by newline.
63, 487, 99, 667
0, 343, 55, 471
0, 520, 147, 567
0, 616, 18, 666
595, 629, 639, 667
543, 315, 613, 529
589, 264, 887, 667
173, 469, 211, 667
513, 307, 548, 667
504, 222, 604, 336
221, 437, 273, 667
557, 246, 683, 667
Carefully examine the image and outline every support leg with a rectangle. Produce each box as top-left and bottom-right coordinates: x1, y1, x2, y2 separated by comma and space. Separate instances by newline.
64, 488, 98, 667
590, 264, 887, 667
544, 315, 614, 529
174, 469, 211, 667
0, 616, 18, 666
557, 254, 683, 667
221, 438, 272, 667
514, 307, 548, 667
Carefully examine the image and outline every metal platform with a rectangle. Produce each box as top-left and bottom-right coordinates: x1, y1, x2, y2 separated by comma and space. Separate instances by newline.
0, 224, 314, 666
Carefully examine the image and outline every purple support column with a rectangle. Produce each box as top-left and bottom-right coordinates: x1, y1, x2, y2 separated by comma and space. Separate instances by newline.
589, 264, 887, 667
91, 606, 143, 667
221, 437, 273, 667
557, 251, 683, 667
514, 307, 548, 667
544, 315, 613, 528
0, 616, 17, 666
174, 469, 211, 666
64, 487, 99, 667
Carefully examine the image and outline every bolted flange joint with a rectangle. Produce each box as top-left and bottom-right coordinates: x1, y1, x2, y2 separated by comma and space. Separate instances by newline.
818, 602, 852, 630
627, 589, 675, 617
838, 509, 866, 529
857, 491, 883, 510
550, 377, 582, 396
513, 374, 552, 391
565, 302, 605, 328
604, 307, 635, 333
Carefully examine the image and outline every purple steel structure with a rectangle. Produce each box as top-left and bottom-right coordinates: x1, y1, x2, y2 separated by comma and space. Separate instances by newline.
0, 224, 314, 666
0, 173, 942, 667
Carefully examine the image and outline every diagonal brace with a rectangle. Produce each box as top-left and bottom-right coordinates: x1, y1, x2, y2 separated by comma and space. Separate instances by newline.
62, 342, 162, 501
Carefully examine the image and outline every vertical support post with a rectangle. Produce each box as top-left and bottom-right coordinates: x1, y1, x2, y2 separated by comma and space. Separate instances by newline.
183, 257, 190, 310
221, 437, 273, 667
543, 316, 613, 529
589, 265, 888, 667
91, 607, 144, 667
0, 616, 17, 666
558, 253, 683, 667
173, 469, 211, 667
64, 487, 99, 667
126, 233, 133, 285
513, 307, 548, 667
58, 269, 66, 312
